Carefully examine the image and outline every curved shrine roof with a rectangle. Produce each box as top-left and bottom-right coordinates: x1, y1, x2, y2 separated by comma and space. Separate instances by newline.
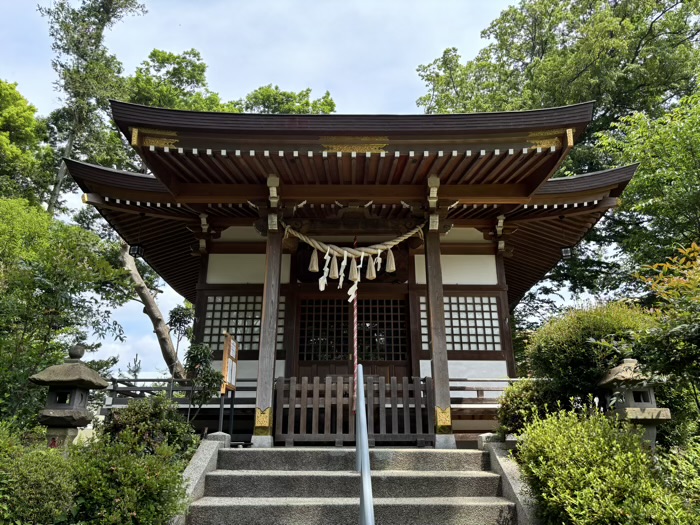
66, 159, 636, 307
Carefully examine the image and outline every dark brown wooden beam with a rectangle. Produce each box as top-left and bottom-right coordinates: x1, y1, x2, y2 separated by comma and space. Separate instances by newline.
173, 183, 533, 205
252, 228, 283, 445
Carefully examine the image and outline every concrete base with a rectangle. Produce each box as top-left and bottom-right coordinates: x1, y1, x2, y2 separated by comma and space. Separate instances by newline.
250, 435, 274, 448
434, 434, 457, 449
479, 433, 540, 525
207, 432, 231, 448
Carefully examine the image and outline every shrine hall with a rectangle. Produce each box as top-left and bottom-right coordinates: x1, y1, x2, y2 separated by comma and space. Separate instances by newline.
67, 100, 636, 448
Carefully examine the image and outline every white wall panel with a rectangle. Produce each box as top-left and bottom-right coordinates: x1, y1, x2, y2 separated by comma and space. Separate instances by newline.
414, 254, 497, 285
207, 254, 291, 284
420, 360, 508, 379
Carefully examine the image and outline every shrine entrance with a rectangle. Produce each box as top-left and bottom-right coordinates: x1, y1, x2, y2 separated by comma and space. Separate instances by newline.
296, 295, 411, 381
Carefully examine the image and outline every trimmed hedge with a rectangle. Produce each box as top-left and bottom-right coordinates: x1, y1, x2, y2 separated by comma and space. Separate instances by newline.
71, 431, 187, 525
497, 379, 555, 436
0, 397, 194, 525
518, 409, 696, 524
101, 394, 198, 462
526, 302, 655, 399
0, 423, 75, 525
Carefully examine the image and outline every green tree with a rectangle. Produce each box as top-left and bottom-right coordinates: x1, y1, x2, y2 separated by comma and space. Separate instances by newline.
0, 199, 131, 425
0, 80, 54, 203
238, 84, 336, 114
418, 0, 700, 138
599, 94, 700, 266
634, 244, 700, 413
417, 0, 700, 303
39, 0, 146, 214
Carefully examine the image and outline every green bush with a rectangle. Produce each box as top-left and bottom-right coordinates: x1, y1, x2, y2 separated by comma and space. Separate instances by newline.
497, 379, 555, 436
101, 395, 198, 461
0, 423, 75, 525
70, 431, 187, 525
526, 302, 655, 399
658, 438, 700, 515
518, 409, 696, 524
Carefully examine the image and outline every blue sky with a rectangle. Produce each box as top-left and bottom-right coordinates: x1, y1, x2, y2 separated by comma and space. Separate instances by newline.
1, 0, 513, 374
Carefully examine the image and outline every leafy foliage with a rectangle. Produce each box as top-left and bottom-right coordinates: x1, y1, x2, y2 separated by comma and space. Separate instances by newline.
168, 302, 194, 356
0, 80, 55, 203
418, 0, 700, 137
238, 84, 336, 114
101, 395, 198, 462
39, 0, 147, 212
497, 379, 555, 436
0, 199, 130, 425
0, 399, 192, 525
0, 422, 75, 525
629, 244, 700, 440
518, 409, 696, 524
599, 97, 700, 267
71, 430, 187, 525
525, 302, 656, 399
658, 438, 700, 515
184, 343, 223, 422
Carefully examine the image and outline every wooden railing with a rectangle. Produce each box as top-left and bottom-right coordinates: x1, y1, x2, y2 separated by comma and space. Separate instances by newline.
102, 377, 258, 413
274, 376, 435, 447
449, 377, 522, 417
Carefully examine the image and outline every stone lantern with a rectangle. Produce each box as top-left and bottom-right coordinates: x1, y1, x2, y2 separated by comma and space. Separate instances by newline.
598, 358, 671, 450
30, 344, 109, 448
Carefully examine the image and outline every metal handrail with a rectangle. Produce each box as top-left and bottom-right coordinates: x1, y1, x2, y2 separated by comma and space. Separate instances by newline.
355, 365, 375, 525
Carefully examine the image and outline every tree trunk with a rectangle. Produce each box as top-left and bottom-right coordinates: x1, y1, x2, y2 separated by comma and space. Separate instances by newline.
120, 242, 186, 379
47, 129, 77, 216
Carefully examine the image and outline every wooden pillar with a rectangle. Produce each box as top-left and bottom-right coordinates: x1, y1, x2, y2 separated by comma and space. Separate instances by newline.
496, 253, 517, 377
423, 226, 456, 448
252, 228, 283, 446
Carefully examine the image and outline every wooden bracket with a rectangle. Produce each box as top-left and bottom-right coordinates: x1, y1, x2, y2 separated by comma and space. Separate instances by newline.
267, 175, 280, 209
427, 175, 440, 211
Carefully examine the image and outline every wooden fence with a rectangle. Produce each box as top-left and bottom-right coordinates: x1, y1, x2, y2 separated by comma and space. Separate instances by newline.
274, 376, 435, 447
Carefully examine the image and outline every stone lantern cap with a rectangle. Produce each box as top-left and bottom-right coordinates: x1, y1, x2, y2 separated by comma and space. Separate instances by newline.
598, 358, 651, 387
30, 361, 109, 390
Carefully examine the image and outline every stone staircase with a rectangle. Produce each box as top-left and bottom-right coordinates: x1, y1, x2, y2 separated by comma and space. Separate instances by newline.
186, 448, 516, 525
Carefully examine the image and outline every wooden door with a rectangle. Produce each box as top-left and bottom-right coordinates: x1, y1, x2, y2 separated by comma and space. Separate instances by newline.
296, 296, 410, 380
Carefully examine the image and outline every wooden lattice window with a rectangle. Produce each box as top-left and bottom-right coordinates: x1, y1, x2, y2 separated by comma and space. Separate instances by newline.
298, 299, 349, 361
299, 298, 408, 361
419, 295, 501, 352
202, 294, 285, 354
357, 299, 408, 361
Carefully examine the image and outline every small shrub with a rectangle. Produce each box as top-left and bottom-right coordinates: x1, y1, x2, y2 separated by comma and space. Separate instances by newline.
496, 379, 555, 436
70, 431, 187, 525
184, 342, 223, 422
101, 395, 198, 461
518, 409, 695, 525
0, 423, 75, 525
526, 302, 655, 399
658, 438, 700, 515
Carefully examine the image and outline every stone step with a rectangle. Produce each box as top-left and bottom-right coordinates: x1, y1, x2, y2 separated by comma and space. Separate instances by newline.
217, 447, 490, 472
205, 469, 502, 498
187, 496, 516, 525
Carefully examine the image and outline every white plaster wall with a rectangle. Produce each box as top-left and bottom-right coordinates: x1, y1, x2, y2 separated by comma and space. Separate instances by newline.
414, 254, 498, 285
421, 360, 509, 400
420, 360, 508, 379
206, 254, 290, 284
